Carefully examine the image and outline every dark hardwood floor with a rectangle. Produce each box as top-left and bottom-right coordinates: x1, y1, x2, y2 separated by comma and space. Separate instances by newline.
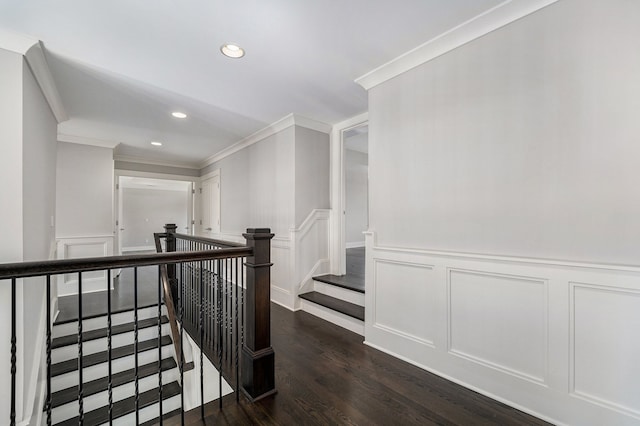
55, 265, 161, 323
169, 303, 549, 426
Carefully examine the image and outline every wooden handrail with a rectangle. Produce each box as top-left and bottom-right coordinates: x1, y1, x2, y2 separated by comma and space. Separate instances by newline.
154, 233, 185, 371
170, 232, 246, 248
0, 247, 252, 280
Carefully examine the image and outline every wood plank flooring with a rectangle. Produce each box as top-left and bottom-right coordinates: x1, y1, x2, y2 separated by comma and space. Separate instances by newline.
168, 303, 549, 426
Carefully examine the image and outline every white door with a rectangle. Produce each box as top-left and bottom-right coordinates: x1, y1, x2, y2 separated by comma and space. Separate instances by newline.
201, 174, 220, 235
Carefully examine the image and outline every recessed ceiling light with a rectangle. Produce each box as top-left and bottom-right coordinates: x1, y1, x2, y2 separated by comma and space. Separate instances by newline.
221, 43, 245, 59
151, 141, 162, 146
172, 111, 187, 119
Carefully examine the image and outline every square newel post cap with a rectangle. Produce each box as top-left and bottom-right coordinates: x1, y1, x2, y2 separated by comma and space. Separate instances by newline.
243, 228, 275, 239
164, 223, 177, 233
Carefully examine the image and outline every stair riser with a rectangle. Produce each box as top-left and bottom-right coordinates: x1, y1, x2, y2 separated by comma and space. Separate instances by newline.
52, 368, 180, 424
52, 323, 170, 363
53, 306, 166, 338
111, 394, 181, 426
300, 300, 364, 336
312, 281, 365, 306
52, 345, 174, 391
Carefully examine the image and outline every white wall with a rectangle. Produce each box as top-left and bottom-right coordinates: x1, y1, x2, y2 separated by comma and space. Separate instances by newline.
365, 0, 640, 424
56, 142, 114, 295
122, 187, 189, 249
202, 126, 295, 237
370, 0, 640, 265
345, 149, 368, 246
56, 142, 114, 237
294, 126, 330, 227
21, 52, 58, 422
0, 47, 58, 424
199, 123, 330, 310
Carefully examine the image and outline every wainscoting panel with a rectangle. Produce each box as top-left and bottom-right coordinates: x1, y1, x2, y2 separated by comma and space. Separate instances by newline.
270, 238, 292, 309
364, 231, 640, 425
373, 259, 436, 347
571, 282, 640, 419
448, 269, 547, 384
56, 236, 114, 296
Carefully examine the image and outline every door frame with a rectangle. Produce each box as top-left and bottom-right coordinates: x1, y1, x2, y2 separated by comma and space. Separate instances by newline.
330, 112, 368, 275
199, 169, 221, 236
114, 169, 197, 255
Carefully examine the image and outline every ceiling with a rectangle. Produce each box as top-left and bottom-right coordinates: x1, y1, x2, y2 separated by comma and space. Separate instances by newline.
0, 0, 503, 168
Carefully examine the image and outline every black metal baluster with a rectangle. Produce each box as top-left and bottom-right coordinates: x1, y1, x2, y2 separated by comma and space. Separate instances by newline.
78, 273, 84, 425
107, 270, 113, 425
234, 258, 239, 401
199, 262, 205, 420
11, 278, 16, 426
134, 267, 139, 425
217, 259, 223, 410
179, 262, 185, 426
158, 266, 163, 425
46, 275, 52, 425
227, 257, 231, 362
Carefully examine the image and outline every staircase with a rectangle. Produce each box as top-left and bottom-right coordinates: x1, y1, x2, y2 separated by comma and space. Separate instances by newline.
299, 274, 365, 335
48, 305, 182, 425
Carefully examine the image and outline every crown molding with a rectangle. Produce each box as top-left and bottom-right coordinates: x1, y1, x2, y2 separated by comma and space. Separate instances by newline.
24, 42, 68, 123
58, 133, 120, 149
0, 29, 69, 123
355, 0, 560, 90
0, 28, 38, 55
113, 154, 200, 170
200, 113, 331, 168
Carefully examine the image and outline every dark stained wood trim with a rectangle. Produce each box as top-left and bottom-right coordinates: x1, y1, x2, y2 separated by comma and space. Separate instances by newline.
299, 291, 364, 321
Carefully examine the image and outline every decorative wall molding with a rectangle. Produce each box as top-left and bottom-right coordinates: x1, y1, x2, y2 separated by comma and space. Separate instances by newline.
24, 42, 68, 123
200, 113, 331, 169
114, 154, 200, 170
56, 236, 114, 296
59, 133, 120, 149
355, 0, 561, 90
364, 229, 640, 425
0, 28, 39, 55
569, 282, 640, 420
446, 267, 548, 385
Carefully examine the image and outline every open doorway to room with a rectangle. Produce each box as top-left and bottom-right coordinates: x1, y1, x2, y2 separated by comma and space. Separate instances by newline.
116, 176, 194, 254
342, 124, 368, 289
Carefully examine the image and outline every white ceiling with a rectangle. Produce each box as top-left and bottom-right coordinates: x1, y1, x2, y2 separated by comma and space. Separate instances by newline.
0, 0, 503, 168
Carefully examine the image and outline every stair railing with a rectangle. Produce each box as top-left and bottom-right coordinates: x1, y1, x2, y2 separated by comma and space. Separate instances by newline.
0, 227, 275, 426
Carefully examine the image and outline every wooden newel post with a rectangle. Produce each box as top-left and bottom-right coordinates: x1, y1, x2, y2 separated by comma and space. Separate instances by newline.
164, 223, 178, 301
241, 228, 276, 401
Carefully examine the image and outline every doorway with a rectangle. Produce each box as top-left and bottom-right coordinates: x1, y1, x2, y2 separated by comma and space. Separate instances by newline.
343, 124, 368, 283
117, 176, 194, 254
200, 170, 221, 236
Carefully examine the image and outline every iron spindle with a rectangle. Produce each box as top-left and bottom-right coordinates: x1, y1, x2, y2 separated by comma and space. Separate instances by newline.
179, 262, 185, 426
199, 262, 205, 420
158, 266, 163, 424
107, 269, 113, 425
11, 278, 16, 426
78, 273, 84, 425
134, 267, 139, 425
218, 259, 223, 410
235, 258, 239, 401
46, 275, 52, 425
